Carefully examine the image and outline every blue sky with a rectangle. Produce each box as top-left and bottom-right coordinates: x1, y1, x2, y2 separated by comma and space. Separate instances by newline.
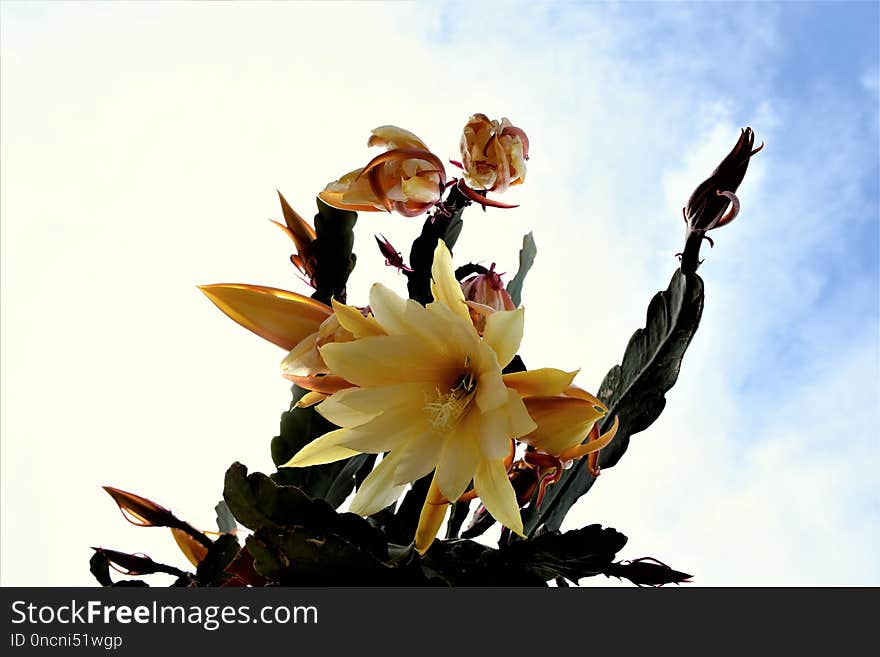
1, 1, 877, 585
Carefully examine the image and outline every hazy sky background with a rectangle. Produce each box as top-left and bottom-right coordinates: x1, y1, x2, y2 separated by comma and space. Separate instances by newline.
2, 1, 877, 586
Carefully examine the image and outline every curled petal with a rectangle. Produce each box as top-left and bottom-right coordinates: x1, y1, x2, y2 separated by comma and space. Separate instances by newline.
502, 369, 578, 398
359, 148, 447, 187
282, 373, 355, 394
558, 415, 620, 463
368, 125, 429, 151
521, 395, 607, 455
713, 190, 741, 228
456, 179, 519, 209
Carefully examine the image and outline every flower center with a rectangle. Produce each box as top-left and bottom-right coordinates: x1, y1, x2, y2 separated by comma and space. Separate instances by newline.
423, 369, 477, 433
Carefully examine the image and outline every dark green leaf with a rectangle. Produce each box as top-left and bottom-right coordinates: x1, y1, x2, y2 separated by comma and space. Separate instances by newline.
501, 525, 627, 583
522, 270, 704, 535
246, 527, 394, 586
597, 270, 704, 467
445, 500, 471, 540
195, 533, 241, 587
270, 385, 354, 507
223, 462, 388, 559
89, 551, 114, 587
406, 184, 469, 304
214, 500, 237, 535
506, 232, 537, 306
380, 474, 431, 545
310, 197, 357, 305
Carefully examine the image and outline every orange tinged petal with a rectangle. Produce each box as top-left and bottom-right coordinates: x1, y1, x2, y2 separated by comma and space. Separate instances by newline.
199, 284, 331, 350
171, 528, 209, 567
558, 415, 620, 462
282, 373, 355, 394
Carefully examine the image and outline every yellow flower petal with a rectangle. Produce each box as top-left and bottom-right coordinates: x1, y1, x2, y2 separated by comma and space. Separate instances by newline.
349, 451, 408, 517
281, 428, 360, 468
319, 168, 383, 212
199, 284, 331, 350
502, 368, 578, 398
330, 299, 385, 339
429, 241, 471, 324
435, 409, 480, 501
339, 409, 432, 455
482, 307, 524, 368
320, 335, 458, 387
474, 458, 524, 537
401, 174, 442, 203
171, 528, 208, 567
478, 389, 538, 460
414, 475, 449, 555
280, 331, 325, 377
392, 426, 444, 485
558, 415, 620, 462
521, 396, 607, 455
369, 283, 452, 357
295, 391, 327, 408
317, 382, 435, 428
368, 125, 429, 151
282, 373, 354, 394
474, 342, 509, 412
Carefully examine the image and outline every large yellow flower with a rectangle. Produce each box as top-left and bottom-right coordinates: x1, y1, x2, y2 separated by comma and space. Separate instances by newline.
283, 241, 580, 552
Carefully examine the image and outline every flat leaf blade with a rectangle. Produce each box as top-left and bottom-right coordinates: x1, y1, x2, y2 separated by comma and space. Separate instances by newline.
506, 232, 537, 306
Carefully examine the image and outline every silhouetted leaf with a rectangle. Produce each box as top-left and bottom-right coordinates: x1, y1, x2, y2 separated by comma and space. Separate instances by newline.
310, 198, 357, 305
523, 270, 704, 535
270, 385, 354, 507
89, 551, 114, 587
406, 185, 468, 304
214, 500, 237, 535
246, 527, 394, 586
445, 501, 471, 540
223, 462, 388, 559
196, 534, 240, 586
502, 525, 627, 582
506, 232, 536, 306
603, 558, 693, 587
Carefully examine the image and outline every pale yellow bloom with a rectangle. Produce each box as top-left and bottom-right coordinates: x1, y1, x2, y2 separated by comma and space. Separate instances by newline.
460, 114, 528, 193
283, 241, 577, 552
319, 126, 446, 217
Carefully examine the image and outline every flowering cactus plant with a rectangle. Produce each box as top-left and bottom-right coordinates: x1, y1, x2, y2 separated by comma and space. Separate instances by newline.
91, 116, 760, 587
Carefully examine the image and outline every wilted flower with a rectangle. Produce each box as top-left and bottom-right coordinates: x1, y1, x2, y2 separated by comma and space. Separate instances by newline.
460, 263, 515, 334
319, 126, 447, 217
459, 113, 528, 193
282, 241, 586, 553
